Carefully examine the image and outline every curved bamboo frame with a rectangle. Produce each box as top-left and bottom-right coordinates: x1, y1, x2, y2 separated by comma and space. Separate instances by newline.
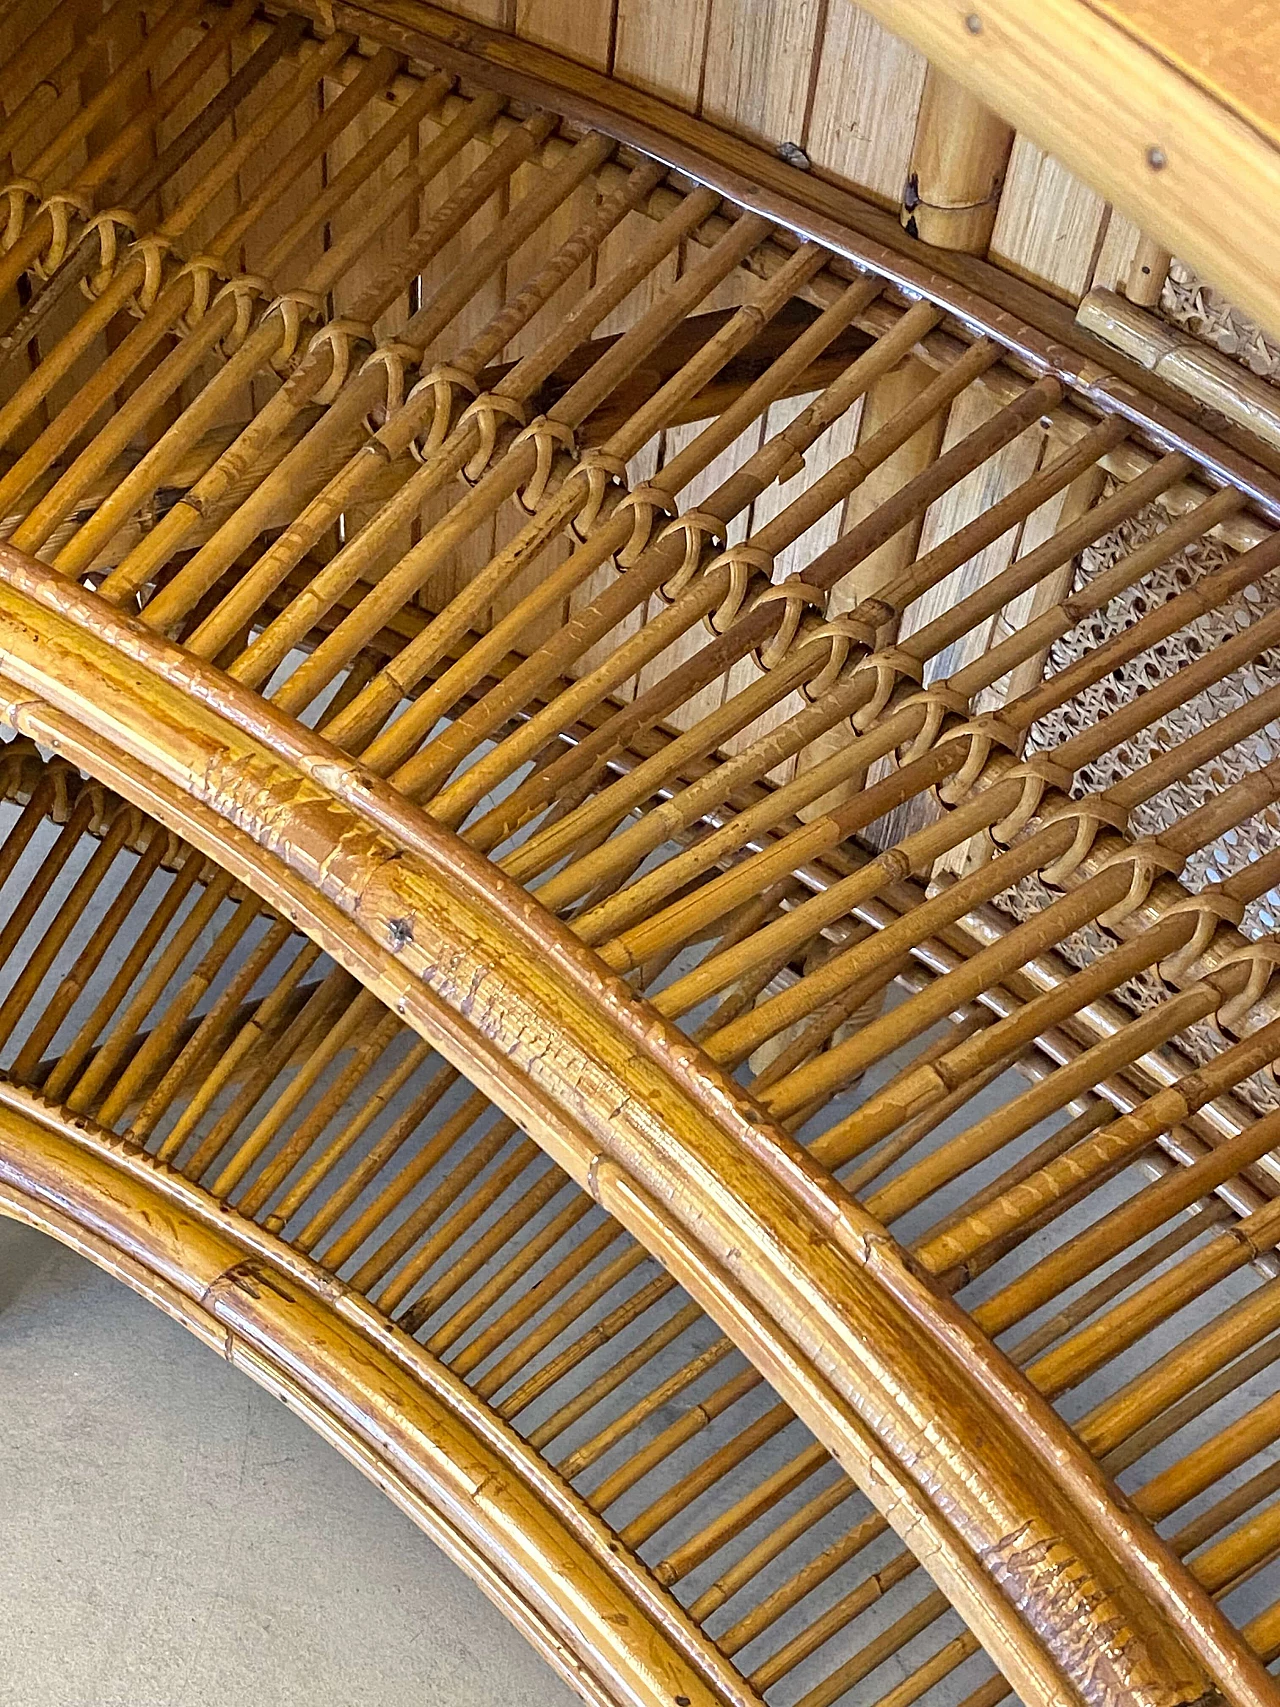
4, 7, 1280, 1704
0, 538, 1267, 1707
0, 1086, 746, 1707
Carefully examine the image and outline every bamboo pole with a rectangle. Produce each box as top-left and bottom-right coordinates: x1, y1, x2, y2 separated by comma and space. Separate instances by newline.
901, 69, 1014, 255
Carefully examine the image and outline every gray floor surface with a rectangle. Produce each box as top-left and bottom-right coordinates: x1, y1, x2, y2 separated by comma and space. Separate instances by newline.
0, 1218, 577, 1707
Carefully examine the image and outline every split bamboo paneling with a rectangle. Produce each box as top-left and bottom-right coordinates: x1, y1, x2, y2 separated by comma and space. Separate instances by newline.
3, 4, 1280, 1707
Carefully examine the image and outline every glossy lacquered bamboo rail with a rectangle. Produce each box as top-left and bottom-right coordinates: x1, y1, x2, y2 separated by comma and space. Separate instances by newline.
3, 754, 1280, 1707
0, 539, 1266, 1707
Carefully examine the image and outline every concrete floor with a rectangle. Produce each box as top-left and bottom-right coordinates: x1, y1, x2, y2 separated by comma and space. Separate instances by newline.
0, 1219, 577, 1707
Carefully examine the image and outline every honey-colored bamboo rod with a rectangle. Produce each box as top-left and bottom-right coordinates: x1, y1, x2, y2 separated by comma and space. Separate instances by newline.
292, 1056, 459, 1255
512, 1287, 693, 1442
901, 69, 1014, 254
438, 342, 1018, 842
339, 271, 891, 778
162, 940, 327, 1171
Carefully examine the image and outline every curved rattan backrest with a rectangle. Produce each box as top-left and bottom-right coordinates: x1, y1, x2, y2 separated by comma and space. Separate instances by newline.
3, 5, 1280, 1705
0, 540, 1261, 1704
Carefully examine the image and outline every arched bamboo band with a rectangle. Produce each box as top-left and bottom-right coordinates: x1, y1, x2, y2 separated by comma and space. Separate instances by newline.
0, 1088, 743, 1707
0, 759, 1274, 1707
0, 546, 1269, 1707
